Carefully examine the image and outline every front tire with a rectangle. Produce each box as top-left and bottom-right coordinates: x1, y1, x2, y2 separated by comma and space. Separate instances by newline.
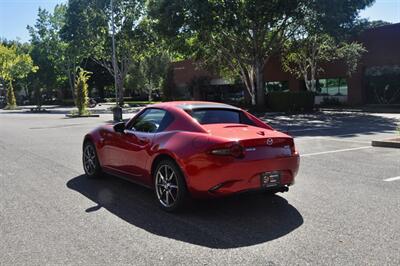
82, 141, 102, 178
154, 159, 188, 212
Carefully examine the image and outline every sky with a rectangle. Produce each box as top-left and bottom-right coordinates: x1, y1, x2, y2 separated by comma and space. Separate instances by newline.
0, 0, 400, 43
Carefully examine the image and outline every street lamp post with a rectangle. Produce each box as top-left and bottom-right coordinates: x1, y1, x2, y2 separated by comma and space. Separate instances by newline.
111, 0, 122, 122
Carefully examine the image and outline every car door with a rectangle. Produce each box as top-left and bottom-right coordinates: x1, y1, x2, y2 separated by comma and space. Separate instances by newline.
108, 108, 171, 186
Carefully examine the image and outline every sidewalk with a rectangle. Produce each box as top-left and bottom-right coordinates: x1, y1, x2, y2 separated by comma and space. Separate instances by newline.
0, 103, 143, 115
320, 105, 400, 114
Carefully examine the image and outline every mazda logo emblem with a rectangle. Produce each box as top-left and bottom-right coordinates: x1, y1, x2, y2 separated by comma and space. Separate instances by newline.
266, 138, 273, 145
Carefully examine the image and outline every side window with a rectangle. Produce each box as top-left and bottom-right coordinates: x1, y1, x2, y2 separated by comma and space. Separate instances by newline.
129, 108, 172, 133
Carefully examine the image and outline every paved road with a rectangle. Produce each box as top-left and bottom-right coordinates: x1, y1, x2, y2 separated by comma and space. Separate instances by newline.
1, 111, 399, 265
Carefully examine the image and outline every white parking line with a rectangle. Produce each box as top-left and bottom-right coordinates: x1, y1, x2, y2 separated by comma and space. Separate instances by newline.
296, 136, 370, 144
289, 127, 339, 132
384, 176, 400, 182
321, 138, 370, 144
301, 146, 372, 157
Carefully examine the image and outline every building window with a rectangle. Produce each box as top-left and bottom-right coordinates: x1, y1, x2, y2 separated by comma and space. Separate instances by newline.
266, 81, 289, 93
317, 78, 348, 96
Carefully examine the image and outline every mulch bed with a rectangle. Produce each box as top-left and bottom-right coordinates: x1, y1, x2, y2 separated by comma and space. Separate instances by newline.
65, 114, 100, 118
29, 108, 50, 113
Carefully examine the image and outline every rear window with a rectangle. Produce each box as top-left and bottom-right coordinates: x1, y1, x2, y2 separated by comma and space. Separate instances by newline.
188, 109, 255, 125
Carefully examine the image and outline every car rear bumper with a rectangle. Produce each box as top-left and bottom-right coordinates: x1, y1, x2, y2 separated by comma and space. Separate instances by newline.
183, 154, 300, 198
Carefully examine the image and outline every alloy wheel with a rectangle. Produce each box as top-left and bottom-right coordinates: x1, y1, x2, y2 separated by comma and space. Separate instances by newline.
83, 144, 97, 176
155, 165, 179, 208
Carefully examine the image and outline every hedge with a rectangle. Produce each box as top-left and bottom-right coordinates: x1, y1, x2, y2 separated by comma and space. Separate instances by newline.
267, 91, 315, 112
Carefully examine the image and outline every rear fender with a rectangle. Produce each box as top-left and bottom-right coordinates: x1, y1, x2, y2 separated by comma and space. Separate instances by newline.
148, 131, 216, 189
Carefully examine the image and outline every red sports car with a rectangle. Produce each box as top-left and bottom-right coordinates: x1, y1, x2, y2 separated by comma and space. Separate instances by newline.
82, 101, 300, 211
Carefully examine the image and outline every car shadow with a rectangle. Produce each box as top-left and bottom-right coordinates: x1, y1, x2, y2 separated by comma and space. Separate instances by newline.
67, 174, 303, 249
258, 111, 399, 138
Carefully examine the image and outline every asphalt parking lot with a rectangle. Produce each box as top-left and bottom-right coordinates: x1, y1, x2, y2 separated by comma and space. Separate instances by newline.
1, 110, 399, 265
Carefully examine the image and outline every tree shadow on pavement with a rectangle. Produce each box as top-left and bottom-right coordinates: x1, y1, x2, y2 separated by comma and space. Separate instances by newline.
258, 111, 399, 138
67, 174, 303, 249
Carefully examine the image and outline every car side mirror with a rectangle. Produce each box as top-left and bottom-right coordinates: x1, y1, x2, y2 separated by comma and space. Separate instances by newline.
113, 122, 126, 133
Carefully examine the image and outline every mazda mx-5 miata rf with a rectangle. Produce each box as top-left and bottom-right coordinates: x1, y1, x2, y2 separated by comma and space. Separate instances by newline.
82, 101, 300, 211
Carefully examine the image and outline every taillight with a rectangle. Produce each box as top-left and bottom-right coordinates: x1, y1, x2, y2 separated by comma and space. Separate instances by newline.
291, 143, 298, 155
210, 144, 244, 158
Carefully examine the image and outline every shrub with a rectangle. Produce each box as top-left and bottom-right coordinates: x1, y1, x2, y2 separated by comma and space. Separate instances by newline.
74, 67, 91, 116
5, 82, 17, 110
267, 91, 315, 112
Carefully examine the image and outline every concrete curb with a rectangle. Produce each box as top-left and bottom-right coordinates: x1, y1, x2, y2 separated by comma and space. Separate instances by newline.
371, 139, 400, 148
65, 114, 100, 118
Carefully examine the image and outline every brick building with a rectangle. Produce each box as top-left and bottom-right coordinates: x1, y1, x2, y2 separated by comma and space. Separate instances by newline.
172, 23, 400, 106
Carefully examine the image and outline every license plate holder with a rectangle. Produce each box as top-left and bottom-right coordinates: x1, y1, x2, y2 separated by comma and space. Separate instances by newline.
260, 171, 281, 188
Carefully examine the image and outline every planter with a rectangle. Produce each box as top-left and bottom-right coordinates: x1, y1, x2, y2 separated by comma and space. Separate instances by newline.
112, 106, 123, 122
29, 107, 50, 113
371, 138, 400, 148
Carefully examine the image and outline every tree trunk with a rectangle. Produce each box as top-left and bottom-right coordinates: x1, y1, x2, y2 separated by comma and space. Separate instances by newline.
303, 71, 311, 91
117, 78, 124, 106
148, 88, 153, 102
35, 87, 42, 108
255, 60, 265, 108
98, 85, 105, 99
310, 65, 316, 92
148, 78, 153, 102
251, 92, 256, 105
23, 84, 30, 101
67, 70, 76, 102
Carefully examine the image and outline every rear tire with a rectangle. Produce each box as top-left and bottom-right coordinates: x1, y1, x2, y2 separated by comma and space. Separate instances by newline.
263, 187, 286, 196
154, 159, 188, 212
263, 190, 277, 196
82, 141, 102, 178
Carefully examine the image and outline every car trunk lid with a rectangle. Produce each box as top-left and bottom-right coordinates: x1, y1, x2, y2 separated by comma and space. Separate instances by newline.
203, 124, 295, 158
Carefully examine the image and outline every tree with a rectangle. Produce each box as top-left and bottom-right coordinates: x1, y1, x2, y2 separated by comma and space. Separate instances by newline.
161, 65, 176, 101
282, 35, 366, 92
61, 0, 107, 100
125, 61, 145, 97
140, 53, 170, 101
28, 5, 72, 100
85, 59, 114, 99
135, 19, 171, 101
62, 0, 145, 105
1, 39, 36, 103
149, 0, 375, 107
0, 44, 38, 109
337, 42, 367, 77
281, 0, 371, 92
149, 0, 305, 107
